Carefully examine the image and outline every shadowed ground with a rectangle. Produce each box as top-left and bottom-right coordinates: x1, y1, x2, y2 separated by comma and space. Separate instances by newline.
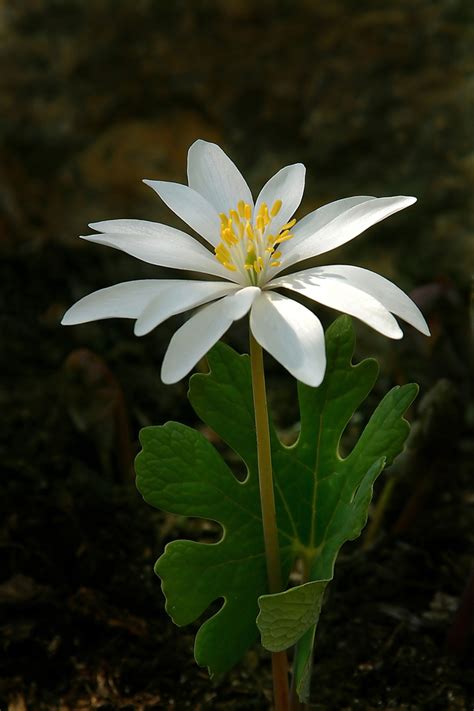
0, 2, 472, 709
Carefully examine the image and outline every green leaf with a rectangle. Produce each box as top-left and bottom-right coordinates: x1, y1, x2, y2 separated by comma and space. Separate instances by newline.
293, 625, 316, 704
135, 316, 417, 685
257, 579, 329, 652
136, 345, 293, 677
256, 317, 418, 700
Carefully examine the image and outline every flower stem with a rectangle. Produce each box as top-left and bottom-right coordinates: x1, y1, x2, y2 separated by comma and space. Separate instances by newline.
249, 333, 290, 710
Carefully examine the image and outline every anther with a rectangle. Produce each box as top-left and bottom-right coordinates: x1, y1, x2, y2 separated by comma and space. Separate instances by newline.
270, 200, 282, 217
214, 198, 295, 282
280, 218, 296, 231
275, 230, 293, 243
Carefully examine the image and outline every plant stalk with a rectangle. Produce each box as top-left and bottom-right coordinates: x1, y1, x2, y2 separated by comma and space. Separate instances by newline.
249, 334, 290, 711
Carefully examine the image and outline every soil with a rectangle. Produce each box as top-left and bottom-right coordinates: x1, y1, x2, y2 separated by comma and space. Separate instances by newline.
1, 2, 473, 710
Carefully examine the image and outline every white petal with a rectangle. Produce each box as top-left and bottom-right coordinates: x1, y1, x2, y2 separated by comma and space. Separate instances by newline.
288, 196, 374, 243
61, 280, 176, 325
278, 196, 417, 271
90, 218, 171, 235
143, 180, 221, 246
250, 291, 326, 387
83, 221, 235, 281
134, 280, 239, 336
254, 163, 306, 236
161, 286, 260, 384
187, 139, 253, 214
270, 271, 403, 339
300, 265, 430, 336
227, 285, 261, 318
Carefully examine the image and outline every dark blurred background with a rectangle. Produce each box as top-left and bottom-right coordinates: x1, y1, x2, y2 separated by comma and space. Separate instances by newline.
1, 2, 472, 710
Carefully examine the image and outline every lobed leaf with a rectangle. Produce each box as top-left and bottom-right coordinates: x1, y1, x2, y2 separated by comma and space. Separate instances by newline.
135, 316, 417, 691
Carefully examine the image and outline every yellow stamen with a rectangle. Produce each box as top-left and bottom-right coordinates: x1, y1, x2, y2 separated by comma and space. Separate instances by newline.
216, 244, 230, 257
214, 197, 295, 281
270, 200, 282, 217
246, 223, 255, 240
280, 218, 296, 231
261, 203, 270, 226
230, 209, 241, 225
223, 227, 239, 245
275, 230, 293, 243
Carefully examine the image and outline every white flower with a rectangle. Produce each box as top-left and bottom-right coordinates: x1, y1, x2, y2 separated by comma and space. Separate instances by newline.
62, 140, 429, 386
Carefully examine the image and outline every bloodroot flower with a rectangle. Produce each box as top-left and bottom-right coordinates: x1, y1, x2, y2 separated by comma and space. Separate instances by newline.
62, 140, 429, 386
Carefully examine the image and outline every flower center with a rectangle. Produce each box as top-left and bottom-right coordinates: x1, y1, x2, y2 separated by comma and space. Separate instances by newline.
214, 200, 295, 285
